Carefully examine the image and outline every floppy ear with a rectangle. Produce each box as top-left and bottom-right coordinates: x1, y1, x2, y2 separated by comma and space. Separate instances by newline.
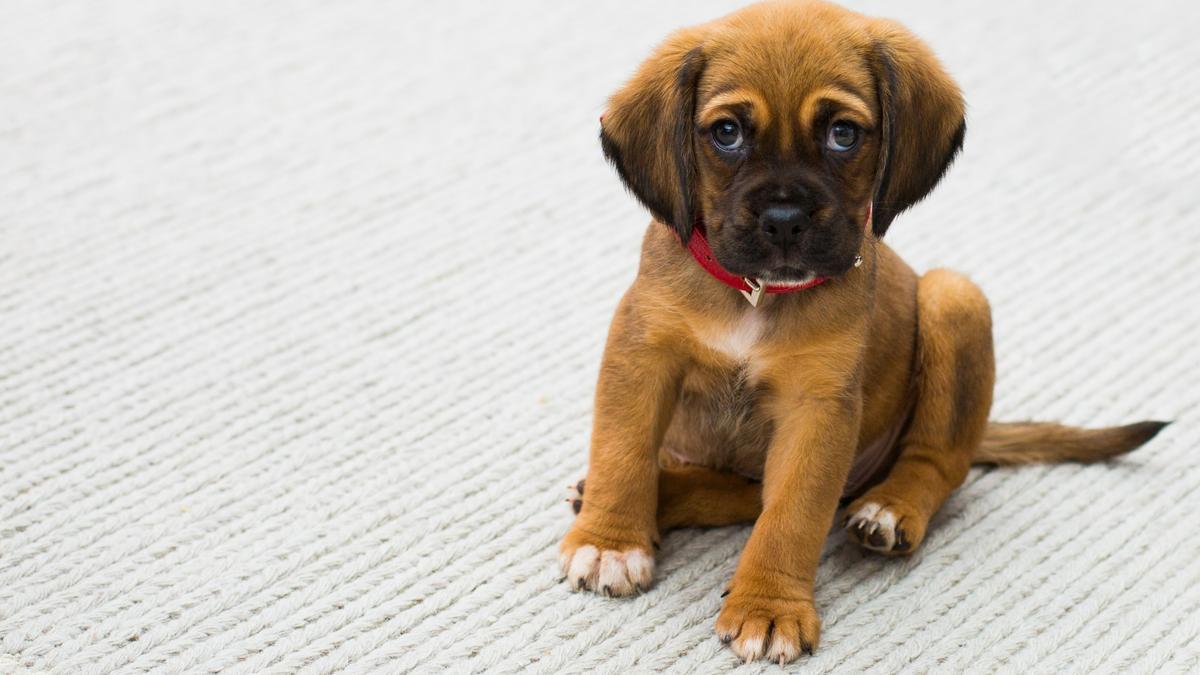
868, 20, 966, 237
600, 28, 707, 243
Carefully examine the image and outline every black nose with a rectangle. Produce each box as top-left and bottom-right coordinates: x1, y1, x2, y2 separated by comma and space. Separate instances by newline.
759, 203, 810, 247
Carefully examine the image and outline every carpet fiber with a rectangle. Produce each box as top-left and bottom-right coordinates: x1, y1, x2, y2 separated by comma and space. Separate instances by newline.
1, 1, 1198, 672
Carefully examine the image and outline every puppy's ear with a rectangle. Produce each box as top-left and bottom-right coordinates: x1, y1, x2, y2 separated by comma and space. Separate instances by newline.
600, 28, 707, 243
868, 20, 966, 237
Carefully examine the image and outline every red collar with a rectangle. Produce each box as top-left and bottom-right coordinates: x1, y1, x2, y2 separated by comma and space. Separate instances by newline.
683, 203, 870, 306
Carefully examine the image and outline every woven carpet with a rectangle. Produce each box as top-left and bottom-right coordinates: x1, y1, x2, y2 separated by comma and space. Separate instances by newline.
2, 1, 1198, 672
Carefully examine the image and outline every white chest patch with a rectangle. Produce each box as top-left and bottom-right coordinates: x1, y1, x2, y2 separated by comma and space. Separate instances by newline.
702, 311, 765, 363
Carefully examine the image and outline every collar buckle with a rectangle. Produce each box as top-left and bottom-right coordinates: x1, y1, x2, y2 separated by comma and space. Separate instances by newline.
740, 277, 765, 307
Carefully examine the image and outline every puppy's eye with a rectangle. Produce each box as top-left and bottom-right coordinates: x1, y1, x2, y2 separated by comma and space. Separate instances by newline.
826, 121, 859, 152
711, 119, 744, 151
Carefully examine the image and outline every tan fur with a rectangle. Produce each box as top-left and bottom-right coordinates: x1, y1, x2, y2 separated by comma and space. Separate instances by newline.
559, 0, 1166, 664
975, 421, 1169, 465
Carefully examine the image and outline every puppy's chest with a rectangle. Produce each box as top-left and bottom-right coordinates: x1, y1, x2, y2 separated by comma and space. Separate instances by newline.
700, 311, 768, 367
699, 313, 775, 413
668, 313, 777, 476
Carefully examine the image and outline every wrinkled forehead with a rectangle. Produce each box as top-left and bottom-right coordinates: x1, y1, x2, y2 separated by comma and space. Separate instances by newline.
695, 18, 877, 141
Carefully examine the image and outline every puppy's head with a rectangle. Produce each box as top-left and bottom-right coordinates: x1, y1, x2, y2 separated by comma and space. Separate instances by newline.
600, 1, 965, 283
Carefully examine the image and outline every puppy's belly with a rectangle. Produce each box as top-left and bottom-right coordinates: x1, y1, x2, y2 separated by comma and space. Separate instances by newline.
662, 364, 773, 479
662, 363, 908, 497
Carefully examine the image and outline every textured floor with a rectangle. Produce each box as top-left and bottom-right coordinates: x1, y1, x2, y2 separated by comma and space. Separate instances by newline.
1, 1, 1198, 673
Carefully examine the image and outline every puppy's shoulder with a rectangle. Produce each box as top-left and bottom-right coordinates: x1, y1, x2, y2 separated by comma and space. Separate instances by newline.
870, 240, 919, 293
636, 220, 688, 278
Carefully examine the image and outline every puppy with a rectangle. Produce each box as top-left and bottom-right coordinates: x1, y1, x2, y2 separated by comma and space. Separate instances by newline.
560, 0, 1167, 664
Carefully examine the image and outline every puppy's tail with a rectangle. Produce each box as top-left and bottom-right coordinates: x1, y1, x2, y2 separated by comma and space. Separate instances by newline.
972, 420, 1170, 466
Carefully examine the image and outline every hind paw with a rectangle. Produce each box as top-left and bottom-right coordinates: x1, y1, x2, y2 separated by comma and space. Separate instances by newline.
564, 478, 585, 515
843, 498, 924, 555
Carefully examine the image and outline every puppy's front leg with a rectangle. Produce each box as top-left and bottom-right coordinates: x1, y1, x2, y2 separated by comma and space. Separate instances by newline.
718, 391, 860, 663
559, 297, 683, 596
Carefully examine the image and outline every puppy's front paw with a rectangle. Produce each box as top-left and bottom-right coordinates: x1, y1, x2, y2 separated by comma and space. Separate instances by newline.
716, 587, 820, 664
559, 519, 655, 597
843, 496, 924, 555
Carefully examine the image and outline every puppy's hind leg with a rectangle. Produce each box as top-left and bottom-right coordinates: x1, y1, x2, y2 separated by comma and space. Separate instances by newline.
658, 464, 763, 530
845, 269, 995, 554
568, 464, 763, 533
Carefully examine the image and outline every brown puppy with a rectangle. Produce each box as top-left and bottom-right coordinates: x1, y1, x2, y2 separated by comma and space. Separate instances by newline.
560, 0, 1167, 664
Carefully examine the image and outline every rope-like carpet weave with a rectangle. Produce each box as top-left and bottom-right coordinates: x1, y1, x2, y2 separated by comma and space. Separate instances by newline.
1, 1, 1197, 672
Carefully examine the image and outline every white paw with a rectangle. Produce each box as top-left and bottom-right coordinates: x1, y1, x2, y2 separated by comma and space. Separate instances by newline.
558, 545, 653, 596
735, 633, 767, 663
765, 632, 802, 665
845, 501, 910, 552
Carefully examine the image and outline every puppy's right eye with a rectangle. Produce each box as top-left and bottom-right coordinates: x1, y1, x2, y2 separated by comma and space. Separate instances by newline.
711, 119, 744, 151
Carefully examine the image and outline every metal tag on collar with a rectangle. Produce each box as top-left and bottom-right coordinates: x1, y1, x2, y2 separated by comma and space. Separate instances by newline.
740, 277, 765, 307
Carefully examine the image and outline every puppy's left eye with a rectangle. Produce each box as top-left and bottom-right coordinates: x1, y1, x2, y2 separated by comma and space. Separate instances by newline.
711, 119, 744, 151
826, 121, 859, 152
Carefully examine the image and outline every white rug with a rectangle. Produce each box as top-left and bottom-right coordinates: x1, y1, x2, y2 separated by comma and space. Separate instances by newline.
1, 1, 1198, 672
